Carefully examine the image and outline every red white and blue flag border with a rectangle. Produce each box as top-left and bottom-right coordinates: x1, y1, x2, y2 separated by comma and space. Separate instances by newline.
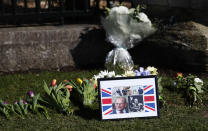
98, 76, 160, 120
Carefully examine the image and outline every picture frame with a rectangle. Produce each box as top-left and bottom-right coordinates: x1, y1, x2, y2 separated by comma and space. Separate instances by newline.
98, 76, 159, 120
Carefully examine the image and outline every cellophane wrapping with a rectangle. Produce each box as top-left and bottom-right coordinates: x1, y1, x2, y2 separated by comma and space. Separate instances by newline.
101, 6, 156, 70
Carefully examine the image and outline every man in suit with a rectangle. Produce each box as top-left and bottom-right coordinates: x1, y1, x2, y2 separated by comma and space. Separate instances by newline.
112, 97, 129, 114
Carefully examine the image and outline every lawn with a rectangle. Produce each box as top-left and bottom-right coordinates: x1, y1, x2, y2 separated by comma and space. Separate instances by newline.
0, 69, 208, 131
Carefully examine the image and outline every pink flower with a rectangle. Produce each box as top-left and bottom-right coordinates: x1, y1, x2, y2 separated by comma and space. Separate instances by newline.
29, 91, 34, 97
21, 99, 27, 105
3, 101, 8, 105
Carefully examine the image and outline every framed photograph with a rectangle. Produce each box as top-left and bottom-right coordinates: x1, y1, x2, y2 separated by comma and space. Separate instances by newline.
98, 76, 159, 120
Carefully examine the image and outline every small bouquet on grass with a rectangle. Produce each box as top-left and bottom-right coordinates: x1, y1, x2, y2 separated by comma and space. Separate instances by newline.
0, 93, 49, 119
67, 78, 98, 109
43, 79, 73, 115
27, 91, 50, 119
9, 99, 28, 119
0, 100, 11, 119
174, 72, 204, 106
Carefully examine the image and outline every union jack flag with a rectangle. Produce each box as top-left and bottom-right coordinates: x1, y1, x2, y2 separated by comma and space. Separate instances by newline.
143, 85, 156, 112
101, 88, 113, 115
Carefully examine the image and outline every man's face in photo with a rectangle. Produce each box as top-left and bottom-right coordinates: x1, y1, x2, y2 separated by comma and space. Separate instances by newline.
115, 98, 126, 111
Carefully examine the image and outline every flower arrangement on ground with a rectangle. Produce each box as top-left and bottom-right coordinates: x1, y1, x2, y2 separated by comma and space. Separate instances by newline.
27, 91, 50, 119
174, 73, 204, 106
101, 5, 156, 71
0, 92, 49, 119
43, 79, 74, 115
66, 78, 98, 109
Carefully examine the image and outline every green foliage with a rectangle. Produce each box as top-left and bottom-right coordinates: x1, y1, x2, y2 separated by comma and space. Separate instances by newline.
27, 93, 50, 119
0, 70, 208, 130
0, 100, 10, 118
104, 7, 111, 16
43, 81, 73, 115
68, 78, 98, 108
129, 4, 147, 22
10, 99, 28, 119
175, 74, 204, 106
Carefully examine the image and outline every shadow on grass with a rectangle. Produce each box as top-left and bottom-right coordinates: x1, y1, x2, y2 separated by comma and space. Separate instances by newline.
74, 106, 101, 120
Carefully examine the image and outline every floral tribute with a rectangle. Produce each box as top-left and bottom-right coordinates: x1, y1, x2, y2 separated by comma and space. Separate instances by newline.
174, 73, 204, 106
43, 79, 74, 115
65, 78, 98, 108
102, 5, 156, 71
0, 91, 49, 119
0, 67, 205, 119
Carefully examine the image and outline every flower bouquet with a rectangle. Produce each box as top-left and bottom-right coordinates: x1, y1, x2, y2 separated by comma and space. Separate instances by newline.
43, 79, 74, 115
67, 78, 98, 109
101, 5, 156, 71
175, 73, 204, 106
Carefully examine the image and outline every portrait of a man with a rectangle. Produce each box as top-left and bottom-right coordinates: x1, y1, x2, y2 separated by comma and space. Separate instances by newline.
128, 95, 144, 112
112, 97, 129, 114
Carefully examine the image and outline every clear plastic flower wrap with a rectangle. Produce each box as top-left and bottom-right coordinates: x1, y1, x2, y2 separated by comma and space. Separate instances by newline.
101, 6, 156, 71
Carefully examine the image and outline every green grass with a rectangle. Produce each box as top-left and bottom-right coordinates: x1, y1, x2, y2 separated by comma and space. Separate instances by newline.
0, 70, 208, 131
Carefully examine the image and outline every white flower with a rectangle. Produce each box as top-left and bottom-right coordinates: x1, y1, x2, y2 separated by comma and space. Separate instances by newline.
115, 75, 122, 77
147, 66, 155, 72
146, 66, 158, 75
93, 70, 116, 80
194, 78, 203, 93
122, 70, 136, 77
107, 71, 116, 78
194, 78, 203, 85
100, 70, 109, 76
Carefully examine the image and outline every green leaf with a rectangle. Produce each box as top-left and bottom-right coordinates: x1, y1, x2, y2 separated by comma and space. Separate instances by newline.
70, 80, 83, 94
62, 98, 70, 106
19, 100, 25, 111
23, 105, 28, 115
104, 7, 111, 15
56, 92, 62, 106
188, 86, 196, 91
33, 93, 40, 110
14, 104, 23, 116
66, 88, 70, 99
193, 91, 197, 102
38, 96, 50, 105
51, 93, 58, 104
55, 83, 65, 93
43, 81, 51, 95
136, 4, 140, 12
36, 104, 50, 120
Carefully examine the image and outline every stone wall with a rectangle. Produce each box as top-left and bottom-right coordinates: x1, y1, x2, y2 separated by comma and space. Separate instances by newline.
0, 25, 112, 72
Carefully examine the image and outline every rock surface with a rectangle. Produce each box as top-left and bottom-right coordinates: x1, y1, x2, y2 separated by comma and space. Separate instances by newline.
130, 21, 208, 72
